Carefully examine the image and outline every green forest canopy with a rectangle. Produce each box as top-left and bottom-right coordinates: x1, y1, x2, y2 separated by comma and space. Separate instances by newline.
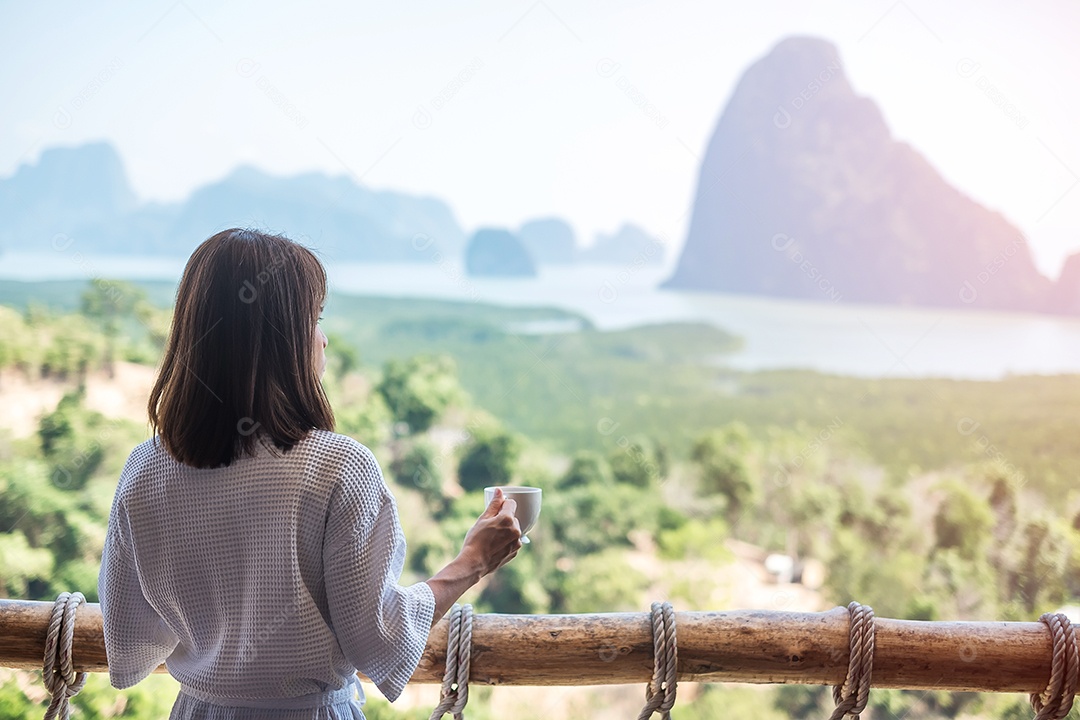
2, 279, 1080, 719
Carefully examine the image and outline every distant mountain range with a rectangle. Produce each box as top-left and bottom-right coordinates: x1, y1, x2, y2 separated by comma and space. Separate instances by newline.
515, 218, 664, 267
462, 221, 666, 276
0, 142, 466, 262
9, 40, 1074, 316
664, 36, 1080, 314
0, 143, 658, 267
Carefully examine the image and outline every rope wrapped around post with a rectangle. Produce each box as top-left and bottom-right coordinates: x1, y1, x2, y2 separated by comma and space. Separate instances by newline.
828, 601, 875, 720
42, 591, 88, 720
1029, 612, 1079, 720
429, 603, 474, 720
637, 601, 678, 720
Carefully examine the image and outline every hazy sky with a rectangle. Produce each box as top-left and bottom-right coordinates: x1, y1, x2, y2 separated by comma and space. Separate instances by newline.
2, 0, 1078, 275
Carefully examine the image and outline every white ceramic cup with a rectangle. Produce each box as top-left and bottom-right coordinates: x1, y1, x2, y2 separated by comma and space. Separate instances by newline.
484, 485, 542, 544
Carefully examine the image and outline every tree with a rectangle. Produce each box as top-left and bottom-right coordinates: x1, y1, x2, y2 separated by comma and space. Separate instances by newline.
35, 314, 103, 382
691, 423, 757, 522
546, 483, 659, 556
324, 332, 359, 384
553, 548, 648, 613
782, 481, 841, 560
1006, 518, 1070, 614
826, 524, 932, 620
477, 549, 549, 614
335, 393, 391, 448
933, 481, 993, 561
376, 355, 462, 434
558, 451, 612, 489
0, 306, 26, 385
0, 532, 54, 598
986, 471, 1018, 575
774, 685, 828, 719
80, 279, 148, 378
608, 437, 663, 488
37, 389, 105, 491
392, 441, 447, 515
457, 428, 520, 493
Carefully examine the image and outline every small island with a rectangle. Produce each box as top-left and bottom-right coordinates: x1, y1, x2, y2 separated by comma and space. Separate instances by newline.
465, 228, 538, 277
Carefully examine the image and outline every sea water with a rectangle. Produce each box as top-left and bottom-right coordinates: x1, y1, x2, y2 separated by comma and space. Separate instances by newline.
3, 251, 1080, 380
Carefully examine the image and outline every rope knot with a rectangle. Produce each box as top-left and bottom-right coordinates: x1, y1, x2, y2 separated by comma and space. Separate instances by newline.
42, 591, 88, 720
1030, 612, 1079, 720
637, 601, 678, 720
429, 603, 474, 720
829, 601, 875, 720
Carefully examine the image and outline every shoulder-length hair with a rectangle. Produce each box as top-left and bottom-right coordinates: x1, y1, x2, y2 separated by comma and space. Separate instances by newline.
149, 228, 334, 468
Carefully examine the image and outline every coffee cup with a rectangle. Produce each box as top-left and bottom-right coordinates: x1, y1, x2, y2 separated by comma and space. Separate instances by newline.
484, 485, 542, 544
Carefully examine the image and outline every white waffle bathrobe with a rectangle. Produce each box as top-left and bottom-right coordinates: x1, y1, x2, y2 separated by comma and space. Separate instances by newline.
98, 429, 436, 719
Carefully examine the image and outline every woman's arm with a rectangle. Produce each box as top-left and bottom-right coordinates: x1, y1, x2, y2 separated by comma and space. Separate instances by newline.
322, 446, 521, 698
424, 489, 522, 626
98, 499, 179, 688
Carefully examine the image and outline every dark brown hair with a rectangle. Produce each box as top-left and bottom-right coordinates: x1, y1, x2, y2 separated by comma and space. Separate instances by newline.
149, 228, 334, 468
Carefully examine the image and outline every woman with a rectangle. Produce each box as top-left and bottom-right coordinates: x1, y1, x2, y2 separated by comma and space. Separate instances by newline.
98, 228, 522, 719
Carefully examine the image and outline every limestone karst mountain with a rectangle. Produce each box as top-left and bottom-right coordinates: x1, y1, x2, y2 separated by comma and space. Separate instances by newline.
465, 228, 537, 277
664, 36, 1069, 313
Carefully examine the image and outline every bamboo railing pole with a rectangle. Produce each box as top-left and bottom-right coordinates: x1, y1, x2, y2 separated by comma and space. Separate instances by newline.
0, 600, 1056, 692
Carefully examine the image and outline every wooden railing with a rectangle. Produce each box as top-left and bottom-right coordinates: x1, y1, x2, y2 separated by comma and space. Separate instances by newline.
1, 598, 1065, 693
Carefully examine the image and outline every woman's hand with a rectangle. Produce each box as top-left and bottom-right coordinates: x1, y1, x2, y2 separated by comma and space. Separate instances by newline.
460, 488, 523, 577
424, 488, 523, 625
